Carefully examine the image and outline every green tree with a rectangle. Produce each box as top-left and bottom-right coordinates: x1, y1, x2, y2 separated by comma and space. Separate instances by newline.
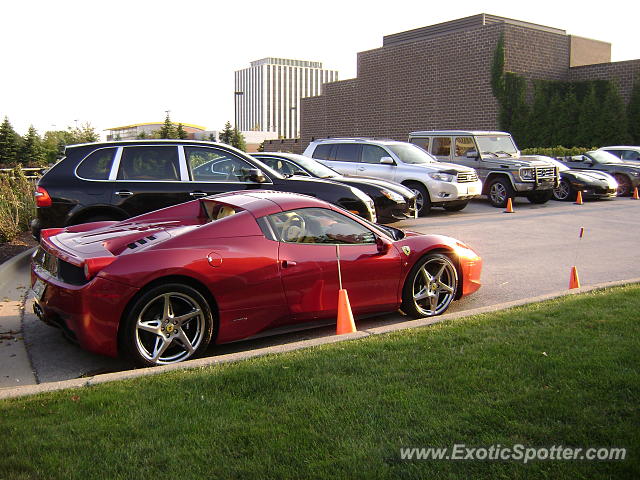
159, 113, 177, 139
557, 87, 580, 147
597, 83, 629, 145
69, 122, 99, 143
499, 73, 529, 144
529, 82, 551, 147
231, 127, 246, 151
219, 121, 234, 144
628, 79, 640, 144
19, 126, 46, 166
176, 123, 188, 140
136, 131, 148, 139
576, 84, 600, 147
0, 116, 21, 167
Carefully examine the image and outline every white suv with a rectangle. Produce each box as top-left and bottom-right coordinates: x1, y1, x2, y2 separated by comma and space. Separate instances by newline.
303, 138, 482, 216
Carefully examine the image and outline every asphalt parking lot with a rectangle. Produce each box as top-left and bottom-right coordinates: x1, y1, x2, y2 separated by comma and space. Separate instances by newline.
3, 196, 640, 385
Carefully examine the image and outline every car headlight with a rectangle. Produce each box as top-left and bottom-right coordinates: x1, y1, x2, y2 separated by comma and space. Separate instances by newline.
350, 187, 377, 223
519, 168, 534, 180
380, 188, 405, 203
428, 172, 456, 182
630, 171, 640, 177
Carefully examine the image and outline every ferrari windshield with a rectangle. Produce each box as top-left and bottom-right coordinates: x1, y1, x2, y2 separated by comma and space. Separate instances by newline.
476, 135, 518, 155
387, 144, 437, 165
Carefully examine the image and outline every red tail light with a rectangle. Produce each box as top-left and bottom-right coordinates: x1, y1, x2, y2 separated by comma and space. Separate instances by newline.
35, 186, 52, 207
83, 256, 117, 280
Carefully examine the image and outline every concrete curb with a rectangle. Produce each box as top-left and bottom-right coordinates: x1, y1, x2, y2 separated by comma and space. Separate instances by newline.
0, 247, 35, 296
1, 276, 638, 401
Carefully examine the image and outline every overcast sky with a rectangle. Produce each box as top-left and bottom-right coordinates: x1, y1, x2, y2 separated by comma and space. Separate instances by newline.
1, 0, 639, 137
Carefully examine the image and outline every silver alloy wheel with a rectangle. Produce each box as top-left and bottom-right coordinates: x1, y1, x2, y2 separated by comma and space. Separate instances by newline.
553, 180, 571, 200
412, 255, 457, 316
489, 182, 507, 205
135, 292, 206, 364
411, 188, 424, 211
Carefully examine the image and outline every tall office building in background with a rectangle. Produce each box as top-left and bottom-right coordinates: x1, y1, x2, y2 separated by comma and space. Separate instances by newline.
234, 58, 338, 138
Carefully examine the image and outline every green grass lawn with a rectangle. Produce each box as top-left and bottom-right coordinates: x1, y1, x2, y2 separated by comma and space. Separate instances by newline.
1, 286, 639, 479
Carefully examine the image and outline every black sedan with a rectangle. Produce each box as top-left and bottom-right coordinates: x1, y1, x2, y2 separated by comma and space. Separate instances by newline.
31, 140, 378, 239
542, 158, 618, 201
253, 152, 417, 223
562, 150, 640, 197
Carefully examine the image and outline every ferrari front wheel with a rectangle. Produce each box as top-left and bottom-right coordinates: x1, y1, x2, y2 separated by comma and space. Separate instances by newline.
401, 253, 458, 318
121, 284, 214, 367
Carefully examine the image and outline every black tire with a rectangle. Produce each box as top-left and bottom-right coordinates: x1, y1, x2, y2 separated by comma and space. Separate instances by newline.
527, 190, 553, 204
553, 179, 575, 201
401, 253, 458, 318
120, 283, 214, 367
407, 183, 431, 216
443, 201, 469, 212
614, 173, 632, 197
486, 177, 515, 208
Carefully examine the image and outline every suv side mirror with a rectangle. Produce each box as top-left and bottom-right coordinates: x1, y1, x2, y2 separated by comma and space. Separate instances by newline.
242, 168, 267, 183
379, 157, 395, 165
466, 150, 479, 159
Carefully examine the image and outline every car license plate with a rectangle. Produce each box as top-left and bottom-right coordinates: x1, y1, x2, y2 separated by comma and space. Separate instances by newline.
468, 185, 480, 195
31, 279, 46, 300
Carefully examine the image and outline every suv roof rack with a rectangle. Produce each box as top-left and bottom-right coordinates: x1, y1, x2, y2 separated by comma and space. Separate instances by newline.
318, 137, 400, 142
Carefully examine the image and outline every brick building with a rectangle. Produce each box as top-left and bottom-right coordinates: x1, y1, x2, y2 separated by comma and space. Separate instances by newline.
264, 14, 640, 153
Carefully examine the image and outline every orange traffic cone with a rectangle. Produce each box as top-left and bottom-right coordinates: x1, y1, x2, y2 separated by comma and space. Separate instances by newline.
575, 190, 583, 205
632, 187, 639, 200
569, 266, 580, 289
504, 197, 514, 213
336, 289, 356, 335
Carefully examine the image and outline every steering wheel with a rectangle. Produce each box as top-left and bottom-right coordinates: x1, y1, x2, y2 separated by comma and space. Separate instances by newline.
281, 214, 306, 242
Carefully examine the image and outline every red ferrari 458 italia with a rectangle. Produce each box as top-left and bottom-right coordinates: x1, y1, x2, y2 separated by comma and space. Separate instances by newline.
31, 190, 482, 366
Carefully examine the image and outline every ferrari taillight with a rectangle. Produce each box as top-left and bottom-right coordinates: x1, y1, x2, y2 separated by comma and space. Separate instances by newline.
35, 186, 52, 207
83, 257, 117, 280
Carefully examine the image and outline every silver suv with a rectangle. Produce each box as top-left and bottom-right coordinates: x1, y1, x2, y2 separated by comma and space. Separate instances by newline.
408, 131, 559, 207
303, 138, 481, 216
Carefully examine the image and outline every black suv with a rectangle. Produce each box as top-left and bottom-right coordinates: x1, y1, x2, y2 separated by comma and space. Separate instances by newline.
32, 140, 377, 239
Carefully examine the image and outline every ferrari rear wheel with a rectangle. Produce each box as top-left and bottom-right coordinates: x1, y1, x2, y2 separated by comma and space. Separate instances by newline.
401, 253, 458, 318
121, 284, 214, 367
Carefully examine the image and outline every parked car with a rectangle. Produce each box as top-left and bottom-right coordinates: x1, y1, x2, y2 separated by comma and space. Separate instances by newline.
302, 138, 482, 216
598, 146, 640, 162
562, 150, 640, 197
541, 157, 618, 201
252, 152, 417, 223
31, 190, 482, 366
31, 140, 377, 240
408, 131, 559, 208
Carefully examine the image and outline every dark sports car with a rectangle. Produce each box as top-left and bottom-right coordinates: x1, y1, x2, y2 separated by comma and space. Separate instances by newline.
253, 152, 417, 223
31, 191, 482, 367
542, 158, 618, 201
562, 150, 640, 197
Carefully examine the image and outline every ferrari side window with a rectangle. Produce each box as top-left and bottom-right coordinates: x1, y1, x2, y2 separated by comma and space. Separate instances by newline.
265, 208, 376, 245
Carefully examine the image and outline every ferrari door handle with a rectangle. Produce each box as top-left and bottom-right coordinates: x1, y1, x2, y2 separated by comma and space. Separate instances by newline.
190, 191, 208, 198
357, 167, 366, 171
281, 260, 297, 268
115, 190, 133, 197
